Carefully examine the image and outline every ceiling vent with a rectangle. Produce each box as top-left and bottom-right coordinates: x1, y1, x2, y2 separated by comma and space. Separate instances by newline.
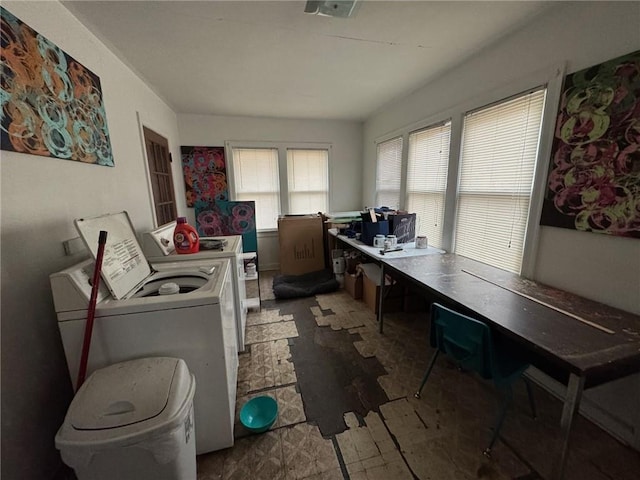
304, 1, 359, 18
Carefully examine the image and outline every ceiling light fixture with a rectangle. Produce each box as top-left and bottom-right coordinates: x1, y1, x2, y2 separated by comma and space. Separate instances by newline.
304, 1, 359, 18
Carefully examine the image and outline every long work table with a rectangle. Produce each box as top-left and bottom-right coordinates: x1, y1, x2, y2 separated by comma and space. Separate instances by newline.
380, 253, 640, 480
331, 232, 445, 261
331, 233, 445, 315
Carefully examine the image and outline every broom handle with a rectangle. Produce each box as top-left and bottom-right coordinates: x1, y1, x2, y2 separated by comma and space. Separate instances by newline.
76, 230, 108, 390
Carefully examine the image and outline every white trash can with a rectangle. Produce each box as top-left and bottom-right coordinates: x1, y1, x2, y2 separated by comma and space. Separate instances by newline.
56, 357, 196, 480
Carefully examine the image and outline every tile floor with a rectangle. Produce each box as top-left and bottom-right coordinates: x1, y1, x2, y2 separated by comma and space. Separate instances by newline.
196, 271, 640, 480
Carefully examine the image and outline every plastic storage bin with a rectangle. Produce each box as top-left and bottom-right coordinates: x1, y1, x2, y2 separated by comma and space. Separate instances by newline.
56, 357, 196, 480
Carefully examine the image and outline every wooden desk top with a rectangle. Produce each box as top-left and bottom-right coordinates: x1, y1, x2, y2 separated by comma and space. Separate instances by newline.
382, 253, 640, 387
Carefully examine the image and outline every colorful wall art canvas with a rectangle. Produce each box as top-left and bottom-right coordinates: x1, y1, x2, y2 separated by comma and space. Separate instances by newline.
180, 146, 228, 207
540, 50, 640, 238
0, 7, 114, 166
195, 200, 257, 253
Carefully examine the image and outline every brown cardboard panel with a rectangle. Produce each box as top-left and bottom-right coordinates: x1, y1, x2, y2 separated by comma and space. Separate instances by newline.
362, 274, 379, 313
360, 275, 404, 313
362, 275, 404, 314
344, 273, 363, 299
278, 215, 325, 275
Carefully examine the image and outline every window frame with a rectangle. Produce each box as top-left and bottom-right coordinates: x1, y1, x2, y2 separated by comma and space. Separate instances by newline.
375, 136, 404, 210
286, 147, 330, 215
227, 145, 281, 231
226, 141, 332, 231
371, 63, 565, 276
405, 120, 452, 250
453, 87, 547, 274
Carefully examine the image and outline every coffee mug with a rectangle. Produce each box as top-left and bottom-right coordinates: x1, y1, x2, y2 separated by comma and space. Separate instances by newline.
386, 235, 397, 248
373, 234, 386, 248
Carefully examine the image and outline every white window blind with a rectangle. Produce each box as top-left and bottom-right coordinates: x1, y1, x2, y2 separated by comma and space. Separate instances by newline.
231, 147, 280, 230
406, 121, 451, 249
375, 136, 403, 209
455, 88, 546, 273
287, 148, 329, 214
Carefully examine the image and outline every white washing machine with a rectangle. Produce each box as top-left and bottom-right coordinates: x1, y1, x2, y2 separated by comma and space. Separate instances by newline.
142, 223, 249, 351
50, 212, 238, 454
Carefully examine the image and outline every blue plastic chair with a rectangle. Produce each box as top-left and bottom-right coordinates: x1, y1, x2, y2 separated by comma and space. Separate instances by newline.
414, 303, 536, 456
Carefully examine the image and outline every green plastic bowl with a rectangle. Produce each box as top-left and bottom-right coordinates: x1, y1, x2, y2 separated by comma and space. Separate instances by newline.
240, 396, 278, 433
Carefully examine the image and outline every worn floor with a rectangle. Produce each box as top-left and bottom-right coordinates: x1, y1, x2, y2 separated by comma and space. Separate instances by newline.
197, 271, 640, 480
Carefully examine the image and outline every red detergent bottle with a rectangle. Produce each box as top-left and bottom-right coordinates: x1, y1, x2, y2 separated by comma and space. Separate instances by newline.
173, 217, 200, 254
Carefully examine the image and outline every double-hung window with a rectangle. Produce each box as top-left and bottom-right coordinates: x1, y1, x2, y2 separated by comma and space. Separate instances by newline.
454, 88, 546, 273
230, 147, 280, 231
375, 136, 403, 210
287, 149, 329, 215
406, 121, 451, 249
229, 144, 330, 231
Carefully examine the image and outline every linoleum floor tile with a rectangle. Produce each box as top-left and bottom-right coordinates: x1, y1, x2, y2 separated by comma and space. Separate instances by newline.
281, 423, 341, 479
245, 320, 299, 345
196, 288, 638, 480
247, 308, 294, 326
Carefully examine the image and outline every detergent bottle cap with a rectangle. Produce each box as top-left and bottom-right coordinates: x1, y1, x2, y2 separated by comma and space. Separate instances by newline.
176, 217, 187, 224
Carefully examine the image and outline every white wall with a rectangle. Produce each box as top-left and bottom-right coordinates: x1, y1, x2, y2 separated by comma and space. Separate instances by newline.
0, 2, 184, 479
2, 3, 638, 478
177, 114, 363, 269
363, 1, 640, 448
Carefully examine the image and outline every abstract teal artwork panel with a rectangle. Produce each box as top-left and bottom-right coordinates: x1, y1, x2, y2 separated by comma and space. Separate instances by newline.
1, 7, 114, 166
195, 200, 257, 253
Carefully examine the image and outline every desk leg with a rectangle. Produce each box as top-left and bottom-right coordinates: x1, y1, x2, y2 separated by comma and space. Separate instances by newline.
378, 263, 385, 333
551, 373, 585, 480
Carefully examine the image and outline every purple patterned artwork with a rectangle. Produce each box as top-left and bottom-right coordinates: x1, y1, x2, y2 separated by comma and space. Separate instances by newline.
540, 50, 640, 238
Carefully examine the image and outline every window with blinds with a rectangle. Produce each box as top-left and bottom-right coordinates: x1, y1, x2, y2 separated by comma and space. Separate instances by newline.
406, 121, 451, 249
287, 148, 329, 214
454, 88, 546, 273
375, 136, 403, 209
231, 147, 280, 230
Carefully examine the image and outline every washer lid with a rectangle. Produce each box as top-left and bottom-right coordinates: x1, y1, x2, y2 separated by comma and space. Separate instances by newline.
70, 357, 179, 430
75, 211, 151, 300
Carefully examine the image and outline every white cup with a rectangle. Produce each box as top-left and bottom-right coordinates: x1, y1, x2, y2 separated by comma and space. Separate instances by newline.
373, 234, 386, 248
386, 235, 397, 248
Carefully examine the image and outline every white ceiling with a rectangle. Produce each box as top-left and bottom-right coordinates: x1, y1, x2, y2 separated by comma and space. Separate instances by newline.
62, 1, 553, 121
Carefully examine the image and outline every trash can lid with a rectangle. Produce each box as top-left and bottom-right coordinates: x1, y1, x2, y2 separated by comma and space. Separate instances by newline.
70, 357, 187, 430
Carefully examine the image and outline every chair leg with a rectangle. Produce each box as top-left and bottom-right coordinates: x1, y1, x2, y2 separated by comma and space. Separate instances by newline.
484, 384, 513, 458
523, 375, 537, 419
414, 351, 439, 399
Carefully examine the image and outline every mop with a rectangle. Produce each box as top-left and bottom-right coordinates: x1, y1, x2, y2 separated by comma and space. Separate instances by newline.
76, 230, 108, 390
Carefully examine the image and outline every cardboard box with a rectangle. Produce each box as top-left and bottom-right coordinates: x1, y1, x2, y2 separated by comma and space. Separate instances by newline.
361, 272, 403, 314
344, 273, 363, 299
278, 215, 325, 275
362, 274, 380, 313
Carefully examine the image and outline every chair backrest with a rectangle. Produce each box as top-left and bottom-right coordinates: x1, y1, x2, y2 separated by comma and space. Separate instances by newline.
429, 303, 495, 379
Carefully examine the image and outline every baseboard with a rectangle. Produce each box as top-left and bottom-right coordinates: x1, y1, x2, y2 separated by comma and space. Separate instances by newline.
260, 262, 280, 271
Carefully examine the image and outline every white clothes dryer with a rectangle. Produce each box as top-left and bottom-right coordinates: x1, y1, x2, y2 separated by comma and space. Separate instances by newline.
142, 223, 250, 351
50, 212, 238, 454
